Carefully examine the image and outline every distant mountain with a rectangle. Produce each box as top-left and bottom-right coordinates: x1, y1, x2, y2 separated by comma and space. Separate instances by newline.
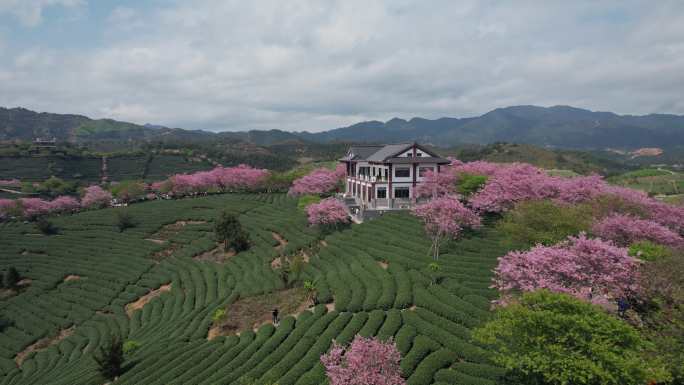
0, 107, 213, 143
299, 105, 684, 149
2, 105, 684, 150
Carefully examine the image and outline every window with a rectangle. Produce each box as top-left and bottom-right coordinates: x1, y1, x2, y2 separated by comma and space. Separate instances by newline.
416, 153, 422, 157
377, 187, 387, 199
418, 166, 434, 177
395, 167, 410, 178
394, 187, 410, 198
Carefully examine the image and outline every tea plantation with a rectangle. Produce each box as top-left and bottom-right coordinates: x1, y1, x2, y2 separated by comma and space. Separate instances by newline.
0, 194, 510, 384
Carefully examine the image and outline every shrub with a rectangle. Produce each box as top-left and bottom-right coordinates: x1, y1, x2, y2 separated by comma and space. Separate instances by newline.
628, 240, 673, 261
473, 290, 667, 385
93, 337, 124, 380
4, 267, 20, 289
122, 340, 141, 355
497, 200, 592, 248
321, 335, 405, 385
214, 211, 250, 252
493, 233, 639, 301
35, 217, 59, 235
111, 180, 146, 203
289, 167, 344, 196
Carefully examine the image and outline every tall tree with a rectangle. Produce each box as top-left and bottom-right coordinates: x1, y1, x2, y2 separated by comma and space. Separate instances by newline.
93, 337, 124, 380
321, 335, 405, 385
214, 211, 250, 252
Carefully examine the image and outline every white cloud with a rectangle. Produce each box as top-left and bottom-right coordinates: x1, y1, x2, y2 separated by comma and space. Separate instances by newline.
0, 0, 85, 26
0, 0, 683, 132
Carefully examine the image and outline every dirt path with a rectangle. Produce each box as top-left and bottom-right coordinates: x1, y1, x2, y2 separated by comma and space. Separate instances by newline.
272, 232, 288, 251
194, 247, 236, 263
63, 275, 81, 282
125, 284, 172, 317
15, 327, 74, 366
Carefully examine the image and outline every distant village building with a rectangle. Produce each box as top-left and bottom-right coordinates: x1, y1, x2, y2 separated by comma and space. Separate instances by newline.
339, 143, 449, 218
32, 137, 57, 148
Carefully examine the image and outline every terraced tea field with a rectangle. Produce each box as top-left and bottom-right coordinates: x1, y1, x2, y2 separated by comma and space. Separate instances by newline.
0, 194, 510, 384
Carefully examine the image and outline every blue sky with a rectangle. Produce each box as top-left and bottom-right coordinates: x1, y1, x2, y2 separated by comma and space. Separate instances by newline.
0, 1, 683, 132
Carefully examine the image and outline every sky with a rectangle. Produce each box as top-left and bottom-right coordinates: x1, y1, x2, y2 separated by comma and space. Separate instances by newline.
0, 1, 683, 132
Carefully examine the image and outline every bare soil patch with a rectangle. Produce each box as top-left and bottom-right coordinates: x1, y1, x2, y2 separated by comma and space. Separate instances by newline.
320, 240, 328, 247
145, 238, 166, 245
125, 284, 172, 317
15, 326, 74, 366
208, 287, 310, 340
194, 247, 236, 264
150, 220, 207, 241
378, 261, 389, 270
63, 275, 81, 282
0, 279, 32, 299
151, 243, 182, 261
272, 232, 288, 251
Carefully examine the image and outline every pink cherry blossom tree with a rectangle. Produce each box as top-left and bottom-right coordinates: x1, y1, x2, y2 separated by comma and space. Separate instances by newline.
49, 196, 80, 213
321, 335, 405, 385
592, 213, 683, 248
289, 167, 344, 196
493, 233, 640, 302
415, 169, 458, 198
412, 194, 481, 259
306, 197, 349, 227
18, 198, 52, 219
81, 186, 112, 209
0, 199, 18, 220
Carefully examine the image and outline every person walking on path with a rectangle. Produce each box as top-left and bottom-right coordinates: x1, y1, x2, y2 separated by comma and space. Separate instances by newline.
272, 308, 279, 326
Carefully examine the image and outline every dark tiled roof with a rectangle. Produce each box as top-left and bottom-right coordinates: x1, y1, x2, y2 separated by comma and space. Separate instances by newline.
340, 143, 447, 163
386, 156, 450, 164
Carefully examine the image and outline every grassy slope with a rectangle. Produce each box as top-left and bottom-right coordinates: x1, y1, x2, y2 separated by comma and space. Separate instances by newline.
0, 194, 511, 385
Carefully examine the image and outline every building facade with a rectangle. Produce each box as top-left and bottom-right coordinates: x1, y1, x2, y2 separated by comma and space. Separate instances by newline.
339, 143, 450, 210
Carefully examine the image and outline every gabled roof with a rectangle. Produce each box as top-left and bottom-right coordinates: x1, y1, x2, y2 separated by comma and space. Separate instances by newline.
340, 143, 450, 164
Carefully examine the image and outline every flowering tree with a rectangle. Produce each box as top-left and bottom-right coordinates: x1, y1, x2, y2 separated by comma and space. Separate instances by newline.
289, 168, 343, 196
167, 165, 269, 196
321, 335, 405, 385
49, 196, 80, 213
306, 198, 349, 226
0, 179, 21, 188
493, 233, 640, 302
0, 199, 18, 219
592, 214, 683, 248
18, 198, 52, 219
412, 195, 481, 259
81, 186, 113, 209
415, 169, 457, 198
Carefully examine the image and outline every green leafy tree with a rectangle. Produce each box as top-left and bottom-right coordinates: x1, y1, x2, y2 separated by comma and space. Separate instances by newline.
473, 290, 667, 385
39, 176, 76, 198
212, 308, 227, 324
497, 200, 592, 248
111, 180, 146, 203
116, 211, 136, 233
456, 173, 488, 196
94, 337, 124, 380
214, 211, 250, 252
4, 267, 20, 289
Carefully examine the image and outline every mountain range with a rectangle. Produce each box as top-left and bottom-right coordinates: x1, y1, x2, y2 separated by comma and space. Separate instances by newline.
2, 105, 684, 150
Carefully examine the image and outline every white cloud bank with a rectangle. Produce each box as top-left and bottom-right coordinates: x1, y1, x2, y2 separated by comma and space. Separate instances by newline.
0, 0, 683, 132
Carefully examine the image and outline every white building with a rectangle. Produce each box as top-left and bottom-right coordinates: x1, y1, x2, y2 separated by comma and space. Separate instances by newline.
339, 143, 450, 211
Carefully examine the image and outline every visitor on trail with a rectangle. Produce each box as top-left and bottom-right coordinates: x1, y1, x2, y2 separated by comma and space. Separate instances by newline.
617, 298, 630, 318
272, 308, 279, 325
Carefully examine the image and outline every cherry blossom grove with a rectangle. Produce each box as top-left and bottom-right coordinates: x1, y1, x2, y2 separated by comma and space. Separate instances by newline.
289, 165, 346, 196
592, 213, 684, 248
493, 233, 640, 302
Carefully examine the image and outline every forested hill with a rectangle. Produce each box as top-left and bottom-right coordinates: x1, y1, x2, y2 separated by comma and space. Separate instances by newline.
3, 105, 684, 150
299, 105, 684, 149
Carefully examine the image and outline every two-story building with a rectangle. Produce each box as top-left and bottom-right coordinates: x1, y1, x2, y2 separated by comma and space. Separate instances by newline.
339, 143, 450, 212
